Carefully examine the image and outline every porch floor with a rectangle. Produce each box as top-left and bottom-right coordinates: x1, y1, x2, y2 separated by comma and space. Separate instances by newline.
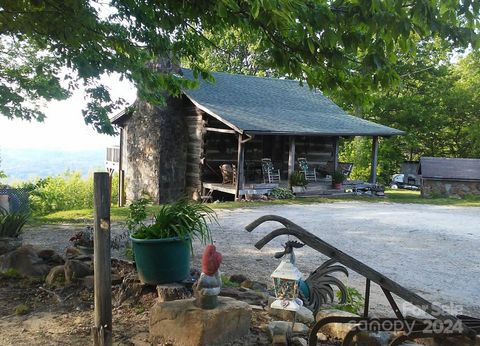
203, 179, 357, 198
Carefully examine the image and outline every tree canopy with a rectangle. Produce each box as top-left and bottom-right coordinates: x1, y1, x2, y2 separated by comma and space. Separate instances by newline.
1, 0, 479, 133
339, 46, 480, 183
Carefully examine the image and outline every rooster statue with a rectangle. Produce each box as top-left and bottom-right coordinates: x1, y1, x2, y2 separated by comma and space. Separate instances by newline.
275, 241, 348, 314
193, 244, 223, 309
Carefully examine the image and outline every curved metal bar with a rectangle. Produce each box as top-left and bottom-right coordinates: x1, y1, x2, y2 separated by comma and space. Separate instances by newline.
246, 215, 476, 338
342, 325, 365, 346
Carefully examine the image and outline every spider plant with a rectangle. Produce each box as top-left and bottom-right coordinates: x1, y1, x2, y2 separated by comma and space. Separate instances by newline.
131, 199, 215, 244
0, 207, 29, 238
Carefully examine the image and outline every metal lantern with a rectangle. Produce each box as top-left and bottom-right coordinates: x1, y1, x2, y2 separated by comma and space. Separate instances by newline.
270, 255, 303, 312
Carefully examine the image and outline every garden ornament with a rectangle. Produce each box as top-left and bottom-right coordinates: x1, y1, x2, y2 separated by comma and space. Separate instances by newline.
272, 241, 349, 314
193, 244, 222, 309
270, 241, 304, 312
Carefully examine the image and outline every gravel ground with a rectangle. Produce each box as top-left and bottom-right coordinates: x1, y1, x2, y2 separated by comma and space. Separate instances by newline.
24, 201, 480, 319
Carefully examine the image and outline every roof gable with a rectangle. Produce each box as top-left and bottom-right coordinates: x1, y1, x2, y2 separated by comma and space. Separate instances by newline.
181, 69, 404, 136
420, 157, 480, 180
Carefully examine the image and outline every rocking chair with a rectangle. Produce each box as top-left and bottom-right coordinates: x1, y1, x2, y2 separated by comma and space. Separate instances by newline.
261, 158, 281, 184
219, 164, 236, 185
297, 157, 317, 182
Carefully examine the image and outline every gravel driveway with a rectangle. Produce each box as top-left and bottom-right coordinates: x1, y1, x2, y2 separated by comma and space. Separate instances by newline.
203, 202, 480, 318
24, 201, 480, 318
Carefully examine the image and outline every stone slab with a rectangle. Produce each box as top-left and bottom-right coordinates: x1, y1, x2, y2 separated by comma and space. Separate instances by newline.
149, 296, 251, 346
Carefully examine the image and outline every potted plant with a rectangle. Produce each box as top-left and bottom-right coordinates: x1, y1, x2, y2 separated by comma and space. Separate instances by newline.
0, 207, 29, 255
290, 171, 308, 193
128, 199, 216, 285
332, 170, 346, 189
69, 226, 94, 255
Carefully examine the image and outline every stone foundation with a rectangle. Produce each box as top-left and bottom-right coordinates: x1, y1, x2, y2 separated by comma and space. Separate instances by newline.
149, 296, 251, 345
422, 179, 480, 198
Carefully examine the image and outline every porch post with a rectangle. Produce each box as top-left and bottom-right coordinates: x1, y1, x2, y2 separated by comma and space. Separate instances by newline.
235, 134, 245, 200
288, 136, 296, 188
369, 136, 379, 184
118, 127, 125, 207
333, 136, 339, 171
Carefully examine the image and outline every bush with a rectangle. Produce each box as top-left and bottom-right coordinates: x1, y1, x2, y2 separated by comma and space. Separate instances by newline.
333, 286, 365, 315
270, 187, 294, 200
17, 171, 119, 215
0, 207, 29, 238
290, 171, 308, 187
332, 170, 346, 184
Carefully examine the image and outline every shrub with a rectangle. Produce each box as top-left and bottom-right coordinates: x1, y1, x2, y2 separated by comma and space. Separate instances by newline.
0, 207, 29, 238
332, 170, 346, 184
333, 286, 364, 315
130, 199, 216, 243
290, 171, 308, 187
17, 171, 119, 215
270, 187, 294, 200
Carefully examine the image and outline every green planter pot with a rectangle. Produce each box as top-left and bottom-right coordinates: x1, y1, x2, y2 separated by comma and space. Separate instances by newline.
130, 236, 191, 285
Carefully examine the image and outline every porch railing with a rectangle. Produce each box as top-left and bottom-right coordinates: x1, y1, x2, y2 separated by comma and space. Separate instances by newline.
105, 146, 120, 171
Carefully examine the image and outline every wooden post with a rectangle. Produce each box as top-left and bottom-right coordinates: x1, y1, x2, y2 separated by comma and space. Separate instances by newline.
333, 136, 339, 172
369, 136, 379, 184
92, 172, 112, 346
118, 128, 125, 207
287, 136, 296, 188
235, 134, 245, 200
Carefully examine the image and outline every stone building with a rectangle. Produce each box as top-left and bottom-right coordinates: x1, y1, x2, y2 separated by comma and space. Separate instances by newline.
109, 69, 403, 204
419, 157, 480, 197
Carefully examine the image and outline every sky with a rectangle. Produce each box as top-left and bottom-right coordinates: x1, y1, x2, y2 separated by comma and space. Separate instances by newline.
0, 76, 136, 151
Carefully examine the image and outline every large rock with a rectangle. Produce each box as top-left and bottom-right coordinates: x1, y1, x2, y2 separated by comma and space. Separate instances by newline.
149, 297, 251, 345
315, 309, 391, 346
64, 259, 93, 283
266, 321, 309, 339
0, 245, 50, 277
45, 265, 65, 286
156, 283, 191, 302
37, 249, 64, 265
267, 296, 314, 324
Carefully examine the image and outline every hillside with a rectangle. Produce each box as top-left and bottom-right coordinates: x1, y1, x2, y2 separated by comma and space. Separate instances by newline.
1, 148, 105, 182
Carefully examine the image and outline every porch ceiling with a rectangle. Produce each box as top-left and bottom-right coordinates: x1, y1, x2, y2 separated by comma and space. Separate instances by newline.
182, 69, 404, 137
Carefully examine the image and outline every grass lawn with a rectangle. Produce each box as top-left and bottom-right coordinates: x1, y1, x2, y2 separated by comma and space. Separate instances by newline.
30, 189, 480, 225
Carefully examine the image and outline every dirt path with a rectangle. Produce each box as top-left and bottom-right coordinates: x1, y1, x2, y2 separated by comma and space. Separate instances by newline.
21, 201, 480, 319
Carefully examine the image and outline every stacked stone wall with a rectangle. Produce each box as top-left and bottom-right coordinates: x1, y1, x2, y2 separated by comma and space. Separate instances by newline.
421, 179, 480, 198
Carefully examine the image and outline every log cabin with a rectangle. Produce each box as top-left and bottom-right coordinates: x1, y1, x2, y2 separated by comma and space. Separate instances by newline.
108, 68, 404, 204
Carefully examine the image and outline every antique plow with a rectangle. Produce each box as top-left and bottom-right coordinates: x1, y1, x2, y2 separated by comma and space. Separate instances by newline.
245, 215, 479, 346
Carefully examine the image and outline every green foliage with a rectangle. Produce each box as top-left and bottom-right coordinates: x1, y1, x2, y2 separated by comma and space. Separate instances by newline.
333, 286, 365, 315
0, 207, 29, 238
289, 171, 308, 187
0, 268, 21, 279
269, 188, 294, 200
14, 304, 29, 316
0, 151, 6, 184
18, 171, 119, 215
1, 1, 479, 133
130, 199, 216, 243
126, 198, 150, 232
220, 274, 240, 288
339, 47, 480, 185
332, 171, 346, 184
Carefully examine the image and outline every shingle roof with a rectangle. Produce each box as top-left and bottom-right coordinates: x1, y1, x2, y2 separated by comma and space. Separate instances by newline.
420, 157, 480, 181
181, 69, 404, 136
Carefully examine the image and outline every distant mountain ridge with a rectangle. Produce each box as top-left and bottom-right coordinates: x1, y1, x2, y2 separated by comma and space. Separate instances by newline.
1, 148, 105, 182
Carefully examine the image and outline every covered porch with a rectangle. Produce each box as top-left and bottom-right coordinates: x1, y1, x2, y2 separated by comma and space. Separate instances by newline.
201, 129, 382, 200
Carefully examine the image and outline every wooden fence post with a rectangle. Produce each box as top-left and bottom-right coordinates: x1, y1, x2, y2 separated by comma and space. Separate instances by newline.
92, 172, 112, 346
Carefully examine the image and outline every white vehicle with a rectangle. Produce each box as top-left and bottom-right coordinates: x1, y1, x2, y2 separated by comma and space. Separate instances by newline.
390, 173, 420, 190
